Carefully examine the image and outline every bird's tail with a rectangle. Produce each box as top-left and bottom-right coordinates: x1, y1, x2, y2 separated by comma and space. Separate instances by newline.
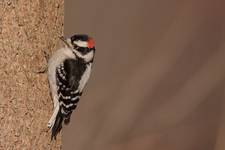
51, 109, 63, 140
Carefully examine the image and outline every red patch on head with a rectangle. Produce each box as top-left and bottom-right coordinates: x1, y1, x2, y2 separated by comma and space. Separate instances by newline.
87, 38, 95, 48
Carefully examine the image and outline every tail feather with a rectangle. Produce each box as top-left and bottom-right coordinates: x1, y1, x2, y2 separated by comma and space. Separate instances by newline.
51, 110, 63, 140
64, 112, 72, 125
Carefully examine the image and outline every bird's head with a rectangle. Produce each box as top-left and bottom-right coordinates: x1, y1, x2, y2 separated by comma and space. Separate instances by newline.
60, 34, 95, 62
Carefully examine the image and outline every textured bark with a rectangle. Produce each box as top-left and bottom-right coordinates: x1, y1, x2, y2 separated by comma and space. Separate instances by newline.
0, 0, 63, 149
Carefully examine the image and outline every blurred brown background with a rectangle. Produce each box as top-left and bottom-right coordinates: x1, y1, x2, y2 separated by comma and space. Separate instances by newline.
64, 0, 225, 150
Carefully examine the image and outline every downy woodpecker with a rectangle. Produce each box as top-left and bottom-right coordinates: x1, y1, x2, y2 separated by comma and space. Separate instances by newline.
47, 34, 95, 139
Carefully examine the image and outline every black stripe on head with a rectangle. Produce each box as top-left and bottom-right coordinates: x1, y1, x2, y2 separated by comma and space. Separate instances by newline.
76, 47, 92, 55
70, 34, 89, 42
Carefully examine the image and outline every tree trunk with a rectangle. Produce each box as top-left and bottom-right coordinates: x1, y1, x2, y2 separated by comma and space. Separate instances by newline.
0, 0, 63, 149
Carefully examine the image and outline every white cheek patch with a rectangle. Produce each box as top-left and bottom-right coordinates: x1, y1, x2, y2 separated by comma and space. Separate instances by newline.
73, 50, 94, 62
73, 40, 88, 47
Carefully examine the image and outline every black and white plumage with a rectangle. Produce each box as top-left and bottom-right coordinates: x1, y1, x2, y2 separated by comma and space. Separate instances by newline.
47, 34, 95, 139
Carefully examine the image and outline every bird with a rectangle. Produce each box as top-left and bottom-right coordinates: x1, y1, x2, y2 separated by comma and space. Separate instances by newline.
47, 34, 95, 139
